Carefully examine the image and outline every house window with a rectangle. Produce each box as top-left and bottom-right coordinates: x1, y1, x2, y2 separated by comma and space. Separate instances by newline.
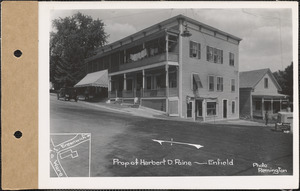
232, 101, 235, 114
146, 76, 152, 90
190, 41, 201, 59
208, 76, 214, 91
264, 78, 268, 88
207, 102, 217, 116
231, 79, 235, 92
187, 102, 192, 118
207, 46, 223, 64
126, 79, 133, 91
217, 77, 223, 91
229, 52, 235, 66
206, 46, 213, 62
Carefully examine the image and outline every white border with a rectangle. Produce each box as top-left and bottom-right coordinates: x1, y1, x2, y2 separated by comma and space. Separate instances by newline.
39, 1, 299, 189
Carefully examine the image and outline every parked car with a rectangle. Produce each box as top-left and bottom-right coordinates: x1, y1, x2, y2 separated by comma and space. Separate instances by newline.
57, 87, 78, 102
274, 112, 293, 133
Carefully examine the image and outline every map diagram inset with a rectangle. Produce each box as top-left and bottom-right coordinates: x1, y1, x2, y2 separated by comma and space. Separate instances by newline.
50, 133, 91, 177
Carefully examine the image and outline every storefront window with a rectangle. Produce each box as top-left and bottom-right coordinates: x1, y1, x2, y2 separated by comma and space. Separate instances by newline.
207, 102, 217, 116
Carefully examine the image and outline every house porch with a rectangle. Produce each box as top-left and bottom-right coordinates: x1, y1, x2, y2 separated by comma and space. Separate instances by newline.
252, 95, 289, 119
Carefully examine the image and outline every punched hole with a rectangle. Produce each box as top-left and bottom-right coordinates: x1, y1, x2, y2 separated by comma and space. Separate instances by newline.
14, 131, 22, 139
14, 50, 22, 58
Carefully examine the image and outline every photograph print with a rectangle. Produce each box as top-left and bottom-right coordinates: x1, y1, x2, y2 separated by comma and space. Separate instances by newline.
49, 7, 295, 178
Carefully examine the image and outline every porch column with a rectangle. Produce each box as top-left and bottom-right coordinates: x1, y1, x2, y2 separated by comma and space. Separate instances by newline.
142, 70, 145, 97
202, 100, 206, 122
166, 65, 169, 115
108, 76, 111, 92
165, 33, 169, 61
134, 73, 137, 97
176, 66, 179, 96
280, 99, 282, 111
271, 99, 273, 113
124, 49, 126, 63
178, 19, 183, 117
123, 73, 126, 90
250, 93, 253, 119
262, 97, 265, 119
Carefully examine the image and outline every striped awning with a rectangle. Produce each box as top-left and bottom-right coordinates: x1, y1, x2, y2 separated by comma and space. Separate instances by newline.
74, 70, 108, 88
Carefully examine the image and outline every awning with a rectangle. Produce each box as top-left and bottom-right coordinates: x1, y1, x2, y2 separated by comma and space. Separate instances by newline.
74, 70, 108, 88
193, 74, 203, 88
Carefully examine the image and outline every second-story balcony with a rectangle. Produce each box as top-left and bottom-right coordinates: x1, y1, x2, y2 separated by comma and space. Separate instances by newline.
86, 27, 180, 75
109, 52, 178, 73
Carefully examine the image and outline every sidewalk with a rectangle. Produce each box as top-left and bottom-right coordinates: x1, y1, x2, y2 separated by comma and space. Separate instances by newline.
82, 100, 166, 119
80, 99, 198, 123
52, 93, 273, 126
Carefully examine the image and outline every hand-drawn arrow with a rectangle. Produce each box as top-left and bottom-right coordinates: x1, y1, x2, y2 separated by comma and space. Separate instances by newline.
152, 138, 204, 149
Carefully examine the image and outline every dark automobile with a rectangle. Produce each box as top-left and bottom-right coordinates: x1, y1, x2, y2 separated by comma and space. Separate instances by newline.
57, 87, 78, 102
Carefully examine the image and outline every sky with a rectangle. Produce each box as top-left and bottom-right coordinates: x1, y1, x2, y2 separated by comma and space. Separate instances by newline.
51, 8, 294, 72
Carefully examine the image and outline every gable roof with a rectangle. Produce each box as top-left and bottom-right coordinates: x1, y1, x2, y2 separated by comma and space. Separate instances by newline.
239, 68, 282, 91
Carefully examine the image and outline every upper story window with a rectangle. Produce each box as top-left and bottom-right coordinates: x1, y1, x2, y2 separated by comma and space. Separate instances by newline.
229, 52, 235, 66
231, 79, 235, 92
207, 46, 213, 62
208, 76, 214, 91
207, 46, 223, 64
217, 77, 223, 91
264, 78, 268, 88
190, 41, 201, 59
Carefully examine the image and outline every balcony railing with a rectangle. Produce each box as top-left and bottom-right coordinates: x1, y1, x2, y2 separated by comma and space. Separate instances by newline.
169, 87, 178, 97
143, 88, 166, 97
109, 52, 178, 73
109, 90, 117, 98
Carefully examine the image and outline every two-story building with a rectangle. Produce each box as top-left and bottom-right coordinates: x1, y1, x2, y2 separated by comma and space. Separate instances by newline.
81, 15, 242, 121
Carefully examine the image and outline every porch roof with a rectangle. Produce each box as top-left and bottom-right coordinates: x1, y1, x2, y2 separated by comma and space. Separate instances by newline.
252, 92, 288, 98
74, 70, 108, 88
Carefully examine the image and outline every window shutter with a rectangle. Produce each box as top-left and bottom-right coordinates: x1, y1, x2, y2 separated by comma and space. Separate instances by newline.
221, 50, 223, 64
206, 46, 209, 61
189, 41, 193, 58
198, 43, 201, 59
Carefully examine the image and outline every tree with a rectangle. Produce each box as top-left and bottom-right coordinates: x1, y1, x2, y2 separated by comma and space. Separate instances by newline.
273, 62, 293, 101
50, 12, 108, 88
